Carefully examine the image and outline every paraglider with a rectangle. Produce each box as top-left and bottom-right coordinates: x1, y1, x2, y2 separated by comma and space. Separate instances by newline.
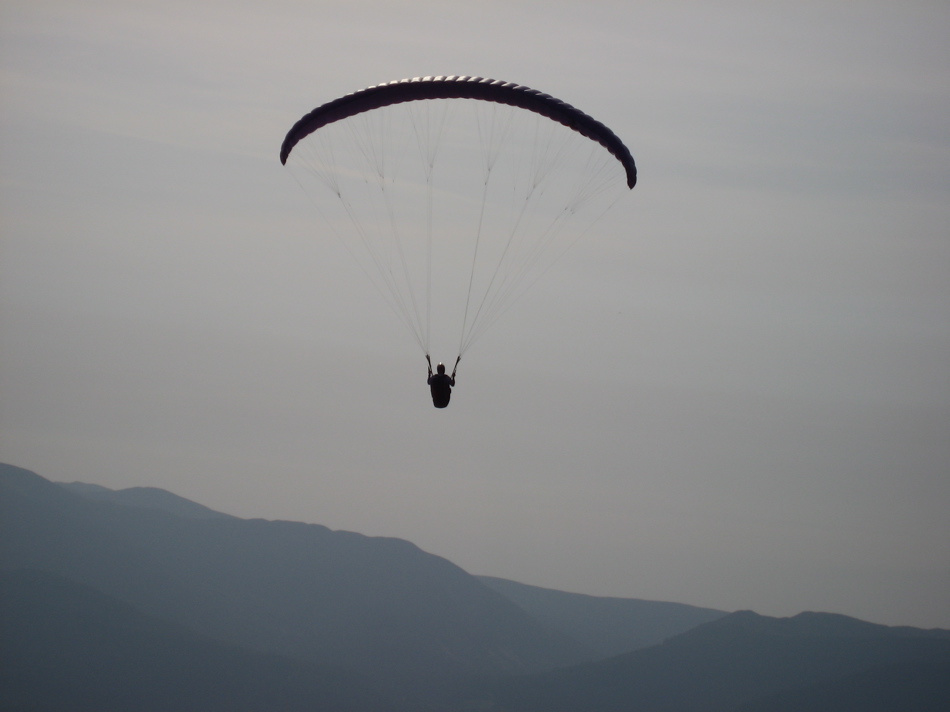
426, 356, 456, 409
281, 76, 636, 407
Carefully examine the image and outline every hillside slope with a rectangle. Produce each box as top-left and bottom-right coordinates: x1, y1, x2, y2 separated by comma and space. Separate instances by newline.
0, 463, 581, 704
0, 569, 386, 712
488, 610, 950, 712
478, 575, 726, 659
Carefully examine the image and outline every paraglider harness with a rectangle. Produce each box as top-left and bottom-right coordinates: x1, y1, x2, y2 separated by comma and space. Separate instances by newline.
426, 355, 459, 409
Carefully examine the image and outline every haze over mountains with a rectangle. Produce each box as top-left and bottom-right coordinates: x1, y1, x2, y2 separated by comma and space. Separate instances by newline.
2, 462, 949, 711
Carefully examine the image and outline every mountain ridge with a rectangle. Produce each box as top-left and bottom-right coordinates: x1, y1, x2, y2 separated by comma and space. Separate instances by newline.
0, 463, 583, 705
58, 480, 236, 520
487, 608, 950, 711
477, 574, 726, 658
5, 462, 949, 711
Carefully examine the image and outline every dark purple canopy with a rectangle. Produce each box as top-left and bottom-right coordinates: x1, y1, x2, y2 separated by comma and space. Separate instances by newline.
280, 76, 637, 189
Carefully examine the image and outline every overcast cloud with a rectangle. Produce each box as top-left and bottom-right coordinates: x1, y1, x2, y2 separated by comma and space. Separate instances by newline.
1, 0, 948, 628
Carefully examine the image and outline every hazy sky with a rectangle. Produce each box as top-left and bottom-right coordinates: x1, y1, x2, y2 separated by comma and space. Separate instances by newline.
2, 1, 948, 629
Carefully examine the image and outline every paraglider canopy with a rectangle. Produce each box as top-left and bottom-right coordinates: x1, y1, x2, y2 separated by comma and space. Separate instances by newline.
282, 76, 637, 189
281, 76, 636, 368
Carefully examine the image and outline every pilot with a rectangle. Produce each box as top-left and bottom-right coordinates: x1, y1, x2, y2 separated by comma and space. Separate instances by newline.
427, 361, 456, 409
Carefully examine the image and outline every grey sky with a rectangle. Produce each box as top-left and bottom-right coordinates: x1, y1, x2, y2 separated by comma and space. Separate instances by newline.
2, 0, 948, 628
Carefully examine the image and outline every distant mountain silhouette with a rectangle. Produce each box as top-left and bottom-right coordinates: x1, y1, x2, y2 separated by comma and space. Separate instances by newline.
0, 568, 385, 712
478, 575, 726, 659
57, 475, 727, 663
59, 480, 235, 520
5, 462, 949, 711
487, 609, 950, 711
0, 463, 582, 705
